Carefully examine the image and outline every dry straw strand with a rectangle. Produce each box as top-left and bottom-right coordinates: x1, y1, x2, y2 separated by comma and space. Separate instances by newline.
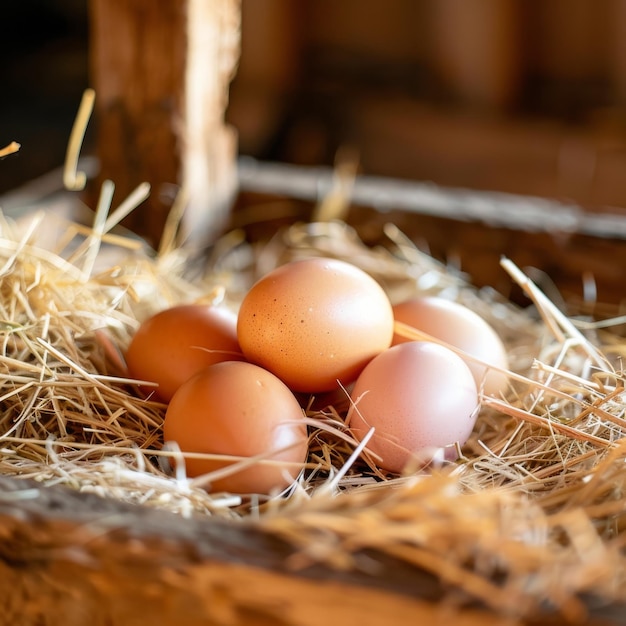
63, 88, 95, 191
0, 142, 21, 159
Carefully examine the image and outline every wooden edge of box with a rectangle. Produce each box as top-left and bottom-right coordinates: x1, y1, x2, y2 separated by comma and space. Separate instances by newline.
0, 475, 623, 626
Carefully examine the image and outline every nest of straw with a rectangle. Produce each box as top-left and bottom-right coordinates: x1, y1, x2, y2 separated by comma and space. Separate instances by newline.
1, 154, 626, 621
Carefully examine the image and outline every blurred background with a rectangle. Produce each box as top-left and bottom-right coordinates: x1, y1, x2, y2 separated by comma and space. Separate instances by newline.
0, 0, 89, 192
1, 0, 625, 304
230, 0, 626, 210
5, 1, 626, 204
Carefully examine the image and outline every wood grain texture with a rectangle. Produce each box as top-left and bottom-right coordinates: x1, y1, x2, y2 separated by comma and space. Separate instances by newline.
0, 475, 622, 626
89, 0, 239, 250
89, 0, 186, 246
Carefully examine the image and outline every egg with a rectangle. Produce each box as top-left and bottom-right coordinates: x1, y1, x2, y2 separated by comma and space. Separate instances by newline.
392, 296, 509, 397
126, 303, 244, 402
237, 257, 394, 392
163, 360, 308, 494
347, 341, 479, 474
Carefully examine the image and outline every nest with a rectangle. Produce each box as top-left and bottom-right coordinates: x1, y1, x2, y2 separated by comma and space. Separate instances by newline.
2, 134, 626, 623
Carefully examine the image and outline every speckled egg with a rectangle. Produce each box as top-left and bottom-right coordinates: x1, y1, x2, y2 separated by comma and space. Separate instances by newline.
237, 257, 394, 392
164, 360, 308, 494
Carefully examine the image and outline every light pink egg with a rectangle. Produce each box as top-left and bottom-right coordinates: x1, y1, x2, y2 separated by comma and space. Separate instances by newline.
347, 341, 479, 474
392, 296, 509, 397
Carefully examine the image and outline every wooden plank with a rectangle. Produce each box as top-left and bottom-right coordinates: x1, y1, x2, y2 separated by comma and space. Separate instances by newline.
529, 0, 609, 83
608, 0, 626, 102
429, 0, 522, 109
0, 475, 622, 625
89, 0, 239, 250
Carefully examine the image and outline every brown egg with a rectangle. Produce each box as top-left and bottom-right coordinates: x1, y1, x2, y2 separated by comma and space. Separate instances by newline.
237, 258, 394, 392
347, 341, 479, 474
392, 296, 509, 397
163, 360, 308, 494
126, 304, 244, 402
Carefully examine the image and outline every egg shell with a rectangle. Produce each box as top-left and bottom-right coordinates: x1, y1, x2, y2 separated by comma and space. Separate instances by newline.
126, 304, 245, 403
347, 341, 479, 474
392, 296, 509, 397
237, 257, 394, 392
163, 360, 308, 494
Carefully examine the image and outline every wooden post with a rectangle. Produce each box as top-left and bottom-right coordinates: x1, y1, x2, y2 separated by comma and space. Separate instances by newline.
608, 0, 626, 103
89, 0, 240, 250
429, 0, 522, 110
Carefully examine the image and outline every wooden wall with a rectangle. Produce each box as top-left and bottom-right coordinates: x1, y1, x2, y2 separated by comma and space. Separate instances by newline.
228, 0, 626, 212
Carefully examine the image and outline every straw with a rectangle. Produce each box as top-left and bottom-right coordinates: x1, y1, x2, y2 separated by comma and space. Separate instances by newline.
0, 95, 625, 619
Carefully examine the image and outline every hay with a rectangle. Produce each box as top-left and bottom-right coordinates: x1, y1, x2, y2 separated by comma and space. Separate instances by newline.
0, 199, 625, 619
2, 117, 626, 618
0, 142, 20, 159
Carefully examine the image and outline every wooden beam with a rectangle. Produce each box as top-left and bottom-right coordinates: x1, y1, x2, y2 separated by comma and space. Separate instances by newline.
429, 0, 522, 110
89, 0, 240, 250
0, 475, 621, 625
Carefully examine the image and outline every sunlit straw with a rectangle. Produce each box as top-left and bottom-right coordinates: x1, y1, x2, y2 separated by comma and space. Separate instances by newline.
0, 142, 20, 159
63, 88, 95, 191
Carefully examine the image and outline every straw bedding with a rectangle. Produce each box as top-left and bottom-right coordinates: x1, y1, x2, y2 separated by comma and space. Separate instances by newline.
1, 146, 626, 622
